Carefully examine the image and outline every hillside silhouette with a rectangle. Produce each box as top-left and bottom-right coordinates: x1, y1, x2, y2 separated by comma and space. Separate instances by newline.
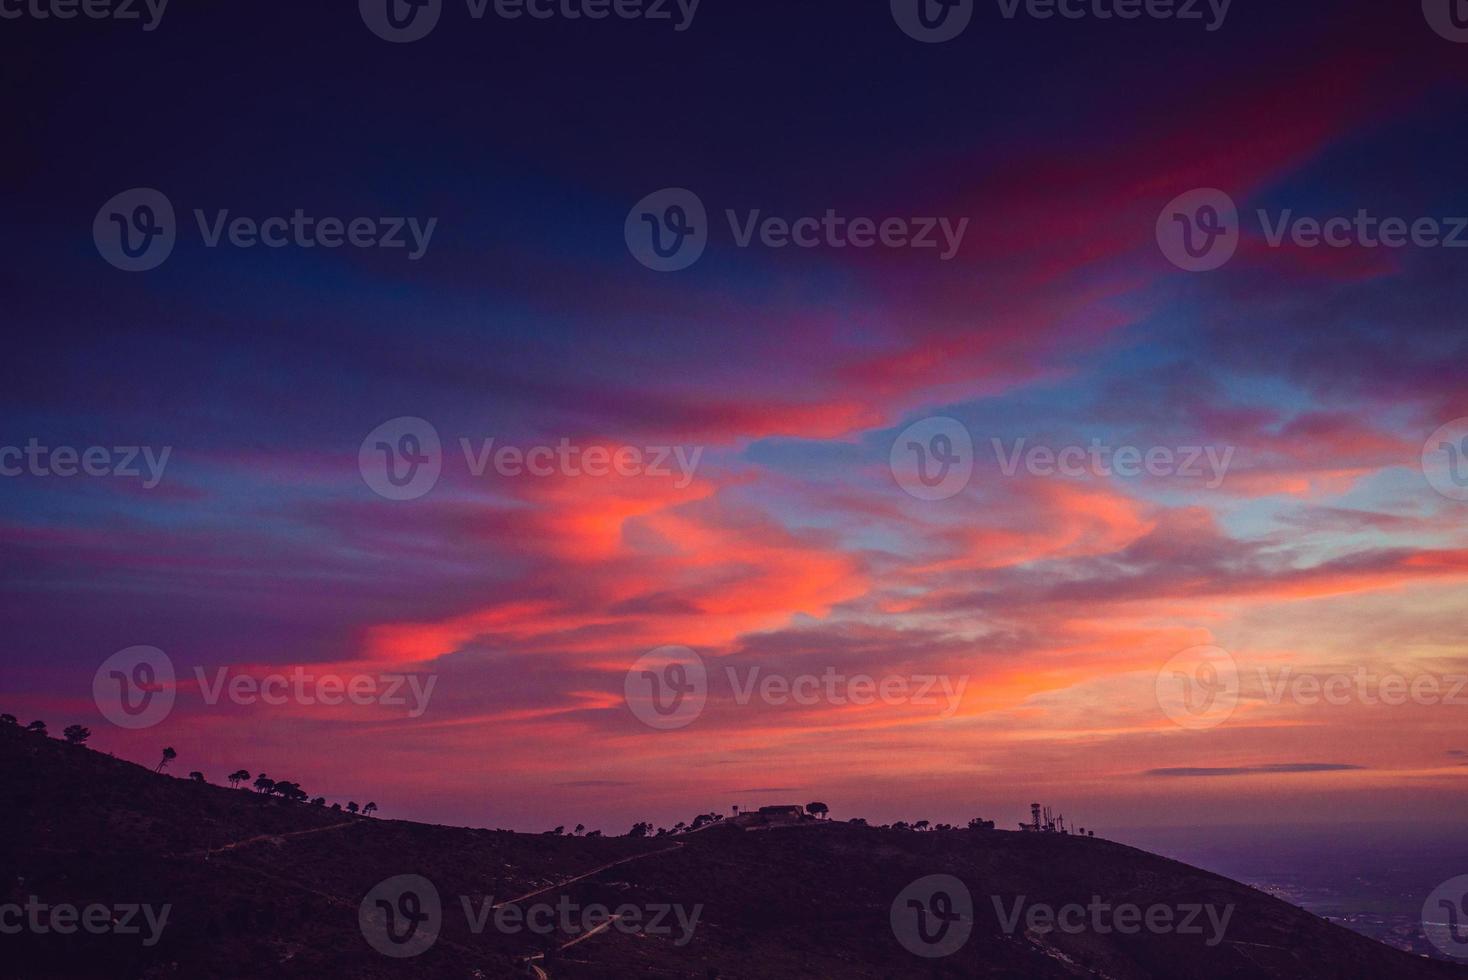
4, 726, 1465, 979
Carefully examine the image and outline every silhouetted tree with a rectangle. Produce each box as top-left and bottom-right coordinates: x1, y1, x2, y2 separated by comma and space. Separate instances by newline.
573, 824, 585, 835
26, 720, 47, 736
0, 714, 16, 727
628, 821, 651, 838
363, 802, 377, 817
155, 746, 176, 772
967, 817, 995, 831
253, 774, 275, 794
63, 725, 91, 745
330, 802, 342, 811
805, 802, 829, 820
849, 817, 868, 827
228, 769, 250, 789
346, 801, 359, 814
311, 796, 326, 806
586, 830, 602, 838
189, 771, 205, 782
272, 780, 303, 801
914, 820, 930, 831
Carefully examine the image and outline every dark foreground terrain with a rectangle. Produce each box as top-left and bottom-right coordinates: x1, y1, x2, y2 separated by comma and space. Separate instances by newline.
3, 729, 1464, 979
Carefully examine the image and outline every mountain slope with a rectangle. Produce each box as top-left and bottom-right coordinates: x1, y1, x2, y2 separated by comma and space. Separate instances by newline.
3, 728, 1463, 979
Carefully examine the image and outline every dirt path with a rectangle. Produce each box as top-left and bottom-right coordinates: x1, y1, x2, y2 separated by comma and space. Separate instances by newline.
185, 819, 359, 859
492, 842, 684, 909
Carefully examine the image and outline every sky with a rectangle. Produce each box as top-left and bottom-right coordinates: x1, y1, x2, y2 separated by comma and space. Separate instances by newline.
2, 0, 1467, 836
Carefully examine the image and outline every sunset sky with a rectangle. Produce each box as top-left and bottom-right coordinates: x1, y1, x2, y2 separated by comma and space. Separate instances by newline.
4, 0, 1467, 835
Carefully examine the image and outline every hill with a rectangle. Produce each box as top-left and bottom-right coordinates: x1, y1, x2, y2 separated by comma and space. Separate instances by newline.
3, 727, 1464, 979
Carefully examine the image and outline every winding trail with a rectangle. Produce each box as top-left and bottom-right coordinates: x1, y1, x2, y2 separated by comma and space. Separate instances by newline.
492, 842, 684, 909
184, 819, 359, 859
